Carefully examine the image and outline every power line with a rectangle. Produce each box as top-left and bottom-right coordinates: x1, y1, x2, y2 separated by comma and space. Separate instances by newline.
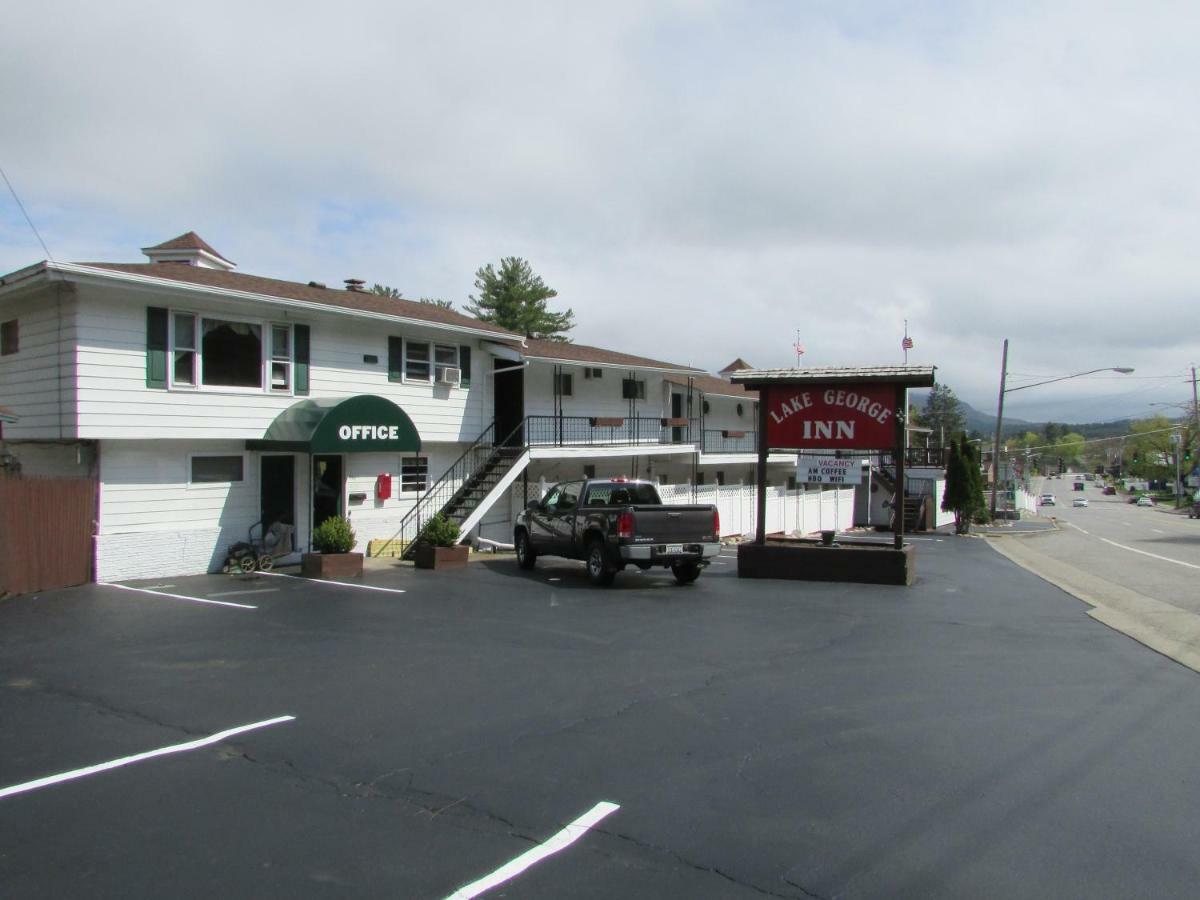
0, 163, 55, 264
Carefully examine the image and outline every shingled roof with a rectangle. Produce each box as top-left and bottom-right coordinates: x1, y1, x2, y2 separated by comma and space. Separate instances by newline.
665, 372, 758, 400
79, 262, 523, 340
523, 338, 703, 375
141, 231, 235, 267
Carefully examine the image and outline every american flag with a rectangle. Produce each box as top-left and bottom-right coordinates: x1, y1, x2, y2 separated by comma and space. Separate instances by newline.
901, 335, 914, 350
793, 341, 806, 356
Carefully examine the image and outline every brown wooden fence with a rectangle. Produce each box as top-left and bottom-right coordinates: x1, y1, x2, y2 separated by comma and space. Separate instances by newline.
0, 477, 96, 595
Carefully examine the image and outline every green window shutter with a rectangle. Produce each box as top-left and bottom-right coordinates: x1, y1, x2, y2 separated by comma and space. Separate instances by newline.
294, 324, 310, 395
388, 337, 403, 382
146, 307, 168, 388
459, 345, 472, 386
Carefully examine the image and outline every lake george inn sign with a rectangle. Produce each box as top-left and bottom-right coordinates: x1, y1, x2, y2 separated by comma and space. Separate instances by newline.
764, 383, 896, 450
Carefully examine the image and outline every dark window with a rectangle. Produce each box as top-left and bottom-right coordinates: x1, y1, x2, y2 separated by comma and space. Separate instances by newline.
787, 475, 797, 490
202, 318, 262, 387
405, 341, 431, 381
172, 313, 196, 386
401, 457, 428, 492
191, 455, 244, 483
715, 471, 725, 486
1, 320, 17, 356
434, 344, 458, 381
583, 464, 596, 479
621, 378, 646, 400
556, 373, 574, 396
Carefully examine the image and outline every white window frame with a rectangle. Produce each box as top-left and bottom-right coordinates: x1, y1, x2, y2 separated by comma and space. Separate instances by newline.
167, 310, 293, 396
400, 456, 429, 493
187, 452, 248, 486
403, 340, 459, 385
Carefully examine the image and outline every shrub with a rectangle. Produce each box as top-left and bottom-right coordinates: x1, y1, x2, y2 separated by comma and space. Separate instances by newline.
312, 516, 356, 554
420, 513, 461, 547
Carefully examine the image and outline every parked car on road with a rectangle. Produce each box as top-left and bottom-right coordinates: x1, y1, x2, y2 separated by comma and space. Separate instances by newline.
1040, 493, 1056, 506
1073, 497, 1089, 507
515, 477, 720, 586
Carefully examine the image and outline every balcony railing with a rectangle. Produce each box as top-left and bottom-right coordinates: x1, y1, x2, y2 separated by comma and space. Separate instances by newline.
524, 415, 698, 447
880, 447, 948, 468
701, 429, 757, 454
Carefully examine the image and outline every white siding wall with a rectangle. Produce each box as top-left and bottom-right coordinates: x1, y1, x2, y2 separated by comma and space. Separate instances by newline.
343, 444, 467, 552
700, 392, 756, 434
96, 439, 269, 580
523, 362, 671, 420
72, 282, 493, 443
0, 284, 77, 438
1, 441, 95, 477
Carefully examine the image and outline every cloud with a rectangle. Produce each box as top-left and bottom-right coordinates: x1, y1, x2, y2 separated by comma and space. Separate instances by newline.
2, 0, 1197, 420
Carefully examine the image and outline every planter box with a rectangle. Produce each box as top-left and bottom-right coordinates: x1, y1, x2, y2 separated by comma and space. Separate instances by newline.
737, 538, 915, 586
301, 552, 364, 579
414, 544, 469, 570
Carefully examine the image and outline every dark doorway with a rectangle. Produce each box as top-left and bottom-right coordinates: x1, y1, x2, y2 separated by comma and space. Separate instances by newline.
261, 455, 295, 528
313, 454, 343, 530
494, 359, 525, 446
671, 392, 684, 443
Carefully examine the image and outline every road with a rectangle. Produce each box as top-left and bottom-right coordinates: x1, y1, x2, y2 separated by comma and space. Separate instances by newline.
988, 476, 1200, 670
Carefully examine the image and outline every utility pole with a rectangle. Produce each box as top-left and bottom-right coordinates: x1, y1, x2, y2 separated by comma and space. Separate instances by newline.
990, 339, 1009, 521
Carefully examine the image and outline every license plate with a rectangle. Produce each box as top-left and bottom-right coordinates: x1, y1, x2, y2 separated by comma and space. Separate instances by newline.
663, 544, 683, 554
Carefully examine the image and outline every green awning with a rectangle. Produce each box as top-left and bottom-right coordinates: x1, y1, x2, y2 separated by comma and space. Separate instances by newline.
247, 396, 421, 454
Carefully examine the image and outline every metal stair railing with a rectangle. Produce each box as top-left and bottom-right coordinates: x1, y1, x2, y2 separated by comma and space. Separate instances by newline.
388, 421, 497, 557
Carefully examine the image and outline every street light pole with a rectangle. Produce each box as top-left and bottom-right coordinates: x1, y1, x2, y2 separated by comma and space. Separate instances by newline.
989, 345, 1134, 521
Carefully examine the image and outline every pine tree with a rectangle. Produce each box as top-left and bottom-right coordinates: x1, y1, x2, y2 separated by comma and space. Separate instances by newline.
943, 436, 986, 533
465, 257, 574, 340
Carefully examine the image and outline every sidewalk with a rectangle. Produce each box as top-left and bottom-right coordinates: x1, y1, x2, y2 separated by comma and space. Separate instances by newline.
984, 526, 1200, 674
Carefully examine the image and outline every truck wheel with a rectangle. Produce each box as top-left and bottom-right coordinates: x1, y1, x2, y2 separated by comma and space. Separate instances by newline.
515, 531, 537, 570
586, 539, 615, 586
671, 562, 701, 585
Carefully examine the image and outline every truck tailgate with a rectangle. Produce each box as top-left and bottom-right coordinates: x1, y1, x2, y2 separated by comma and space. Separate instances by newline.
628, 505, 715, 542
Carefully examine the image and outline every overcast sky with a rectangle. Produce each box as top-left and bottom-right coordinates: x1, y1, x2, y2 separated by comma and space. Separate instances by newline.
2, 0, 1197, 422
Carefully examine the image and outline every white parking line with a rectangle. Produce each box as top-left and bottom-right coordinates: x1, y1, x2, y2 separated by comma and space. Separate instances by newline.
0, 716, 295, 800
256, 571, 406, 594
1098, 538, 1200, 571
444, 801, 619, 899
100, 582, 256, 610
1151, 528, 1166, 534
208, 588, 279, 598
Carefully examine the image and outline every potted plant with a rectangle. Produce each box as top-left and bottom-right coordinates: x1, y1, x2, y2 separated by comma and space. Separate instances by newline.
301, 515, 363, 579
413, 513, 468, 570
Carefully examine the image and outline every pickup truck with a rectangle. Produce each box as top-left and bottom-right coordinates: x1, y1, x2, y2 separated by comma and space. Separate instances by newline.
514, 478, 721, 586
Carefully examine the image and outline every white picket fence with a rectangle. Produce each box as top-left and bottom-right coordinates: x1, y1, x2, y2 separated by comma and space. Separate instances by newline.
658, 483, 854, 538
498, 481, 855, 541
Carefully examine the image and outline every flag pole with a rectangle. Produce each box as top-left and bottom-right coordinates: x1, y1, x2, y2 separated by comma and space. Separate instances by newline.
903, 319, 909, 364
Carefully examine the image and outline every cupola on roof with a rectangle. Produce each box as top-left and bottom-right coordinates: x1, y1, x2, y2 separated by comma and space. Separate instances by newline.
141, 231, 236, 271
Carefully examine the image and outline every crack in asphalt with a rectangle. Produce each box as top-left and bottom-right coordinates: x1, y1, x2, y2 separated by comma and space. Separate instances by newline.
600, 828, 822, 898
2, 678, 212, 738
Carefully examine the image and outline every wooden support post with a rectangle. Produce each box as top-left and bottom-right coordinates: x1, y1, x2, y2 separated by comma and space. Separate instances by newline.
755, 387, 769, 544
894, 383, 906, 551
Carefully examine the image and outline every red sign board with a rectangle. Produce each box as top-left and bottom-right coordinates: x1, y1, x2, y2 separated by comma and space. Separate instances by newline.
762, 383, 898, 450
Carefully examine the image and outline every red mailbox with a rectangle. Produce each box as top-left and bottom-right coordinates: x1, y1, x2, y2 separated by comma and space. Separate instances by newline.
375, 473, 392, 500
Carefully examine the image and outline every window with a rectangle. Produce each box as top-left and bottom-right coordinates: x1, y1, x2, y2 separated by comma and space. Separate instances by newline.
434, 344, 458, 381
172, 313, 196, 386
621, 378, 646, 400
190, 455, 245, 484
401, 457, 428, 492
583, 464, 596, 479
555, 373, 574, 396
270, 325, 292, 392
715, 471, 725, 486
1, 320, 17, 356
201, 318, 262, 387
404, 341, 430, 381
582, 367, 603, 379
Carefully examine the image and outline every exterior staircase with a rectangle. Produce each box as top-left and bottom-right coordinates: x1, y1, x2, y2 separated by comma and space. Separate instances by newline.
873, 464, 929, 532
388, 421, 530, 560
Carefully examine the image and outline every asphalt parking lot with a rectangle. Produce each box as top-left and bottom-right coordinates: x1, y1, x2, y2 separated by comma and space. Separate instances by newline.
4, 537, 1200, 898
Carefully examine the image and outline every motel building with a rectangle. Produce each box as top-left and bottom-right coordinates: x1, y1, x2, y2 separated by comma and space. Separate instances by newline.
0, 232, 820, 585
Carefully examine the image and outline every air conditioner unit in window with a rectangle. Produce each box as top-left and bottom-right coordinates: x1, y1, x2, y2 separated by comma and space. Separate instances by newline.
437, 367, 462, 386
